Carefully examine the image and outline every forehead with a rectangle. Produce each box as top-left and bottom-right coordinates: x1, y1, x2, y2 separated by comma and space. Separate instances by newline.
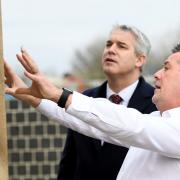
166, 52, 180, 66
109, 29, 136, 44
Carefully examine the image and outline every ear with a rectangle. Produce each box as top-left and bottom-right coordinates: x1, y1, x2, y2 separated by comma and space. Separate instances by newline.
135, 55, 146, 69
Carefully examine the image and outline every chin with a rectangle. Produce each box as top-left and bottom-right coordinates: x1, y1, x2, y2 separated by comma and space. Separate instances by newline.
152, 96, 162, 110
152, 95, 157, 104
103, 66, 117, 73
104, 70, 118, 77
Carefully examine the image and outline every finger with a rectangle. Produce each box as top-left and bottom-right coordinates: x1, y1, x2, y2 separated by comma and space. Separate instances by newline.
16, 54, 32, 73
4, 60, 14, 77
21, 48, 39, 74
4, 61, 9, 77
4, 78, 11, 87
22, 54, 39, 74
4, 62, 14, 87
24, 70, 38, 82
4, 60, 19, 83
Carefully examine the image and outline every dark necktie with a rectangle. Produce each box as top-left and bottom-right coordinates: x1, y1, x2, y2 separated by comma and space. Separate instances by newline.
109, 94, 123, 104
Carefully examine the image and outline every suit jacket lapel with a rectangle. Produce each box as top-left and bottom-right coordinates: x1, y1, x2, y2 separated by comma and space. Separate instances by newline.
128, 76, 153, 111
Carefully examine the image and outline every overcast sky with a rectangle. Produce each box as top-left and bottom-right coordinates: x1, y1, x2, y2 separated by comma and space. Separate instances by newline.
2, 0, 180, 75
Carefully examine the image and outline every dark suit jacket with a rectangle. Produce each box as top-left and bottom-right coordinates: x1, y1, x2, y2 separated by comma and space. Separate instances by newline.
57, 77, 157, 180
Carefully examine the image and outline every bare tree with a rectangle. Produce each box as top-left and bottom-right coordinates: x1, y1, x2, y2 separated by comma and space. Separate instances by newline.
72, 37, 106, 80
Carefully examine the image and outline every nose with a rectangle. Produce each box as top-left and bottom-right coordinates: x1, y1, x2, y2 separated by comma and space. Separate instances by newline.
154, 69, 162, 80
107, 44, 116, 54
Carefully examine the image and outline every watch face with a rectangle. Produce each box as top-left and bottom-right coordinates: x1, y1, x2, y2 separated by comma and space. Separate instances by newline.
63, 87, 73, 93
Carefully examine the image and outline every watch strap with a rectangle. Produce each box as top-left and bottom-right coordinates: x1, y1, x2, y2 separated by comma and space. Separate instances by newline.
57, 88, 73, 108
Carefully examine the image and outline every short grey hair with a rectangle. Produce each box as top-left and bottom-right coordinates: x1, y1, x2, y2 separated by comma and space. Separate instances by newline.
111, 25, 151, 58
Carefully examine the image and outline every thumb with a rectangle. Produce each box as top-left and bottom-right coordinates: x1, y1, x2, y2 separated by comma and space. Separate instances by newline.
16, 87, 31, 95
5, 87, 14, 95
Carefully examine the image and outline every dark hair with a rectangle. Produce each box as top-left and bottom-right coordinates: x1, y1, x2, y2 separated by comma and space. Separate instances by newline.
172, 43, 180, 53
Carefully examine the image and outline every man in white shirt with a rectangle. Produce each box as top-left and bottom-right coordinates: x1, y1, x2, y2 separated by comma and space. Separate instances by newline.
4, 40, 180, 179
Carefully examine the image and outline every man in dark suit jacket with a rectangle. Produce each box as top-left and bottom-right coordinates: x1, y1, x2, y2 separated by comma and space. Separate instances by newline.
57, 25, 157, 180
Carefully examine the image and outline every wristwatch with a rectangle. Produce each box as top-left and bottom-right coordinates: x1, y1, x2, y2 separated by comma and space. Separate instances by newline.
57, 87, 73, 108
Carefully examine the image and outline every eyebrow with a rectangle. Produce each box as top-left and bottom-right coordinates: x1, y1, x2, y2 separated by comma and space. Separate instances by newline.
162, 61, 171, 68
164, 61, 169, 66
106, 40, 127, 46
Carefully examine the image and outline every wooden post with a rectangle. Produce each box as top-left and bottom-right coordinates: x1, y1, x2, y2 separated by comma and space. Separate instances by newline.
0, 1, 9, 180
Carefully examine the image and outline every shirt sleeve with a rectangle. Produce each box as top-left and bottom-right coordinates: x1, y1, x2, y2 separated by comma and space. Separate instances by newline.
37, 98, 129, 147
66, 92, 180, 158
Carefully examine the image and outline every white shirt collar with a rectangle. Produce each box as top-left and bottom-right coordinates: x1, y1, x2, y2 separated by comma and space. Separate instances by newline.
161, 107, 180, 117
106, 80, 139, 106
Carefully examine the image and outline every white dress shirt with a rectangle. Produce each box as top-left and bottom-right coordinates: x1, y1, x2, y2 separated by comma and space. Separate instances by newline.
37, 92, 180, 180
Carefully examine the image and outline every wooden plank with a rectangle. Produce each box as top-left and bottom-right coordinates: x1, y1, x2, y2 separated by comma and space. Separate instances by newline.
0, 1, 9, 179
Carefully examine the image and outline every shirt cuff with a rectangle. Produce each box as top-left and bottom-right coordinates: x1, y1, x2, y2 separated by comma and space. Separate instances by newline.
67, 91, 93, 113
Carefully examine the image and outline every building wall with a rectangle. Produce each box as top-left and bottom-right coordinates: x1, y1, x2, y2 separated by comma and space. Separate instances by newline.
6, 99, 67, 180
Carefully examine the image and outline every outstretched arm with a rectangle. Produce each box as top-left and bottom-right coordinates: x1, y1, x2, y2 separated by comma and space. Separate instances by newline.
4, 49, 180, 158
